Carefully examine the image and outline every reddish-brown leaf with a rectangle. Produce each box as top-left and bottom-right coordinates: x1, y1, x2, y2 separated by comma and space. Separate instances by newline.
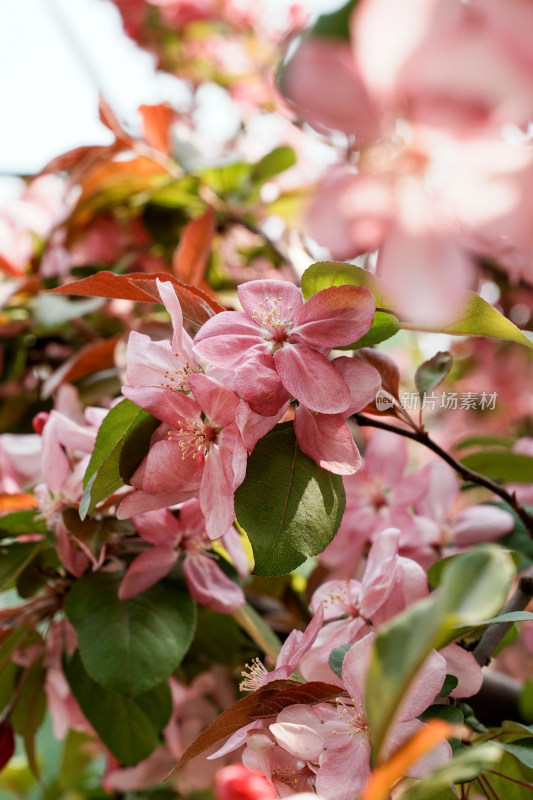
139, 103, 177, 155
358, 349, 400, 400
38, 145, 114, 177
99, 96, 132, 145
167, 680, 296, 777
0, 722, 15, 772
250, 681, 345, 719
0, 495, 37, 513
41, 335, 122, 399
48, 271, 224, 332
172, 208, 217, 293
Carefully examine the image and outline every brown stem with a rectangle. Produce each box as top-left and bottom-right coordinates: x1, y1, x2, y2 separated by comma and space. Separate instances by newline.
353, 413, 533, 536
472, 566, 533, 666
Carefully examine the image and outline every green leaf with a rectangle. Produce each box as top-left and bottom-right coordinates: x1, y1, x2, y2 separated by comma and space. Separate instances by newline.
453, 435, 515, 451
301, 261, 390, 306
366, 546, 515, 762
234, 423, 345, 576
415, 351, 453, 397
519, 678, 533, 723
65, 651, 172, 766
460, 450, 533, 483
0, 511, 46, 539
341, 310, 400, 349
498, 739, 533, 769
11, 661, 47, 779
0, 542, 44, 591
251, 147, 296, 184
399, 743, 502, 800
329, 644, 353, 679
301, 262, 533, 348
80, 398, 159, 519
311, 0, 360, 40
33, 295, 104, 327
200, 161, 251, 198
65, 572, 196, 696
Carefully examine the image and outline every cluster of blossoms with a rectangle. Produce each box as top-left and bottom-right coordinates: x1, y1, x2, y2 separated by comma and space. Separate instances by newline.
118, 277, 381, 537
284, 0, 533, 325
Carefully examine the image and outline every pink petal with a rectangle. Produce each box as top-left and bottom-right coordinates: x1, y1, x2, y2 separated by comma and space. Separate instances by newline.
237, 279, 303, 320
416, 461, 457, 524
117, 488, 186, 518
139, 438, 204, 496
183, 553, 245, 613
123, 385, 201, 429
276, 605, 324, 672
341, 632, 374, 707
316, 739, 371, 800
234, 354, 291, 417
364, 430, 408, 486
294, 406, 361, 475
440, 643, 483, 698
235, 399, 288, 452
125, 332, 177, 390
269, 721, 324, 762
200, 447, 237, 539
193, 311, 270, 368
451, 505, 515, 546
382, 718, 452, 778
396, 649, 447, 721
282, 36, 380, 139
131, 509, 182, 547
292, 285, 375, 349
118, 546, 178, 600
274, 345, 350, 413
332, 356, 382, 415
189, 373, 239, 427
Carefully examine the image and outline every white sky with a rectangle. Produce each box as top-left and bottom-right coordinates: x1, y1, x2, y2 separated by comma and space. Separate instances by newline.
0, 0, 341, 178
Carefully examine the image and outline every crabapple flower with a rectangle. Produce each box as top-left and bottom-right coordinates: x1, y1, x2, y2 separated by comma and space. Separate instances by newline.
320, 430, 430, 573
118, 502, 247, 613
124, 279, 205, 396
194, 279, 376, 414
270, 633, 450, 800
411, 460, 515, 563
119, 373, 247, 539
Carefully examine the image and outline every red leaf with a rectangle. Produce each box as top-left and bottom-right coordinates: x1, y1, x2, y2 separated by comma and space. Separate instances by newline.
139, 103, 177, 155
0, 722, 15, 772
172, 208, 217, 292
48, 271, 224, 332
168, 680, 296, 776
250, 681, 345, 719
41, 335, 122, 399
38, 145, 114, 177
99, 96, 132, 145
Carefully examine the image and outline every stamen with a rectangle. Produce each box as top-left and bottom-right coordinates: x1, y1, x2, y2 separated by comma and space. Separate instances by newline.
240, 657, 270, 691
168, 418, 216, 460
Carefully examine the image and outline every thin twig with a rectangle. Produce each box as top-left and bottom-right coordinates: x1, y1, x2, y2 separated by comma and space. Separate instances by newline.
353, 413, 533, 536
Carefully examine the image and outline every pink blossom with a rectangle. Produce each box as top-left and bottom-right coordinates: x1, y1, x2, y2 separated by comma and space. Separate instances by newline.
119, 502, 246, 613
119, 373, 247, 539
194, 279, 376, 414
320, 430, 430, 572
411, 460, 515, 562
270, 633, 451, 800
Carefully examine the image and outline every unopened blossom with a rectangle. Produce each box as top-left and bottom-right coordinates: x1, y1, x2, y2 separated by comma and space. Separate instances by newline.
214, 764, 276, 800
194, 279, 376, 415
119, 373, 247, 539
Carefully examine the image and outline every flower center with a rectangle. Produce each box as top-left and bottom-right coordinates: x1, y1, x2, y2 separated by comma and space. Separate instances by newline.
168, 418, 217, 460
251, 296, 293, 346
163, 358, 198, 393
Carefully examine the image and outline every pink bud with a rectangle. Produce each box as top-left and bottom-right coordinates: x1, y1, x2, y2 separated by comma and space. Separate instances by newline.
214, 764, 276, 800
32, 411, 50, 435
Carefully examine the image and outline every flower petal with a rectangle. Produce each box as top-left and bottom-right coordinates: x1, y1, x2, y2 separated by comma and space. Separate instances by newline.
274, 345, 350, 413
